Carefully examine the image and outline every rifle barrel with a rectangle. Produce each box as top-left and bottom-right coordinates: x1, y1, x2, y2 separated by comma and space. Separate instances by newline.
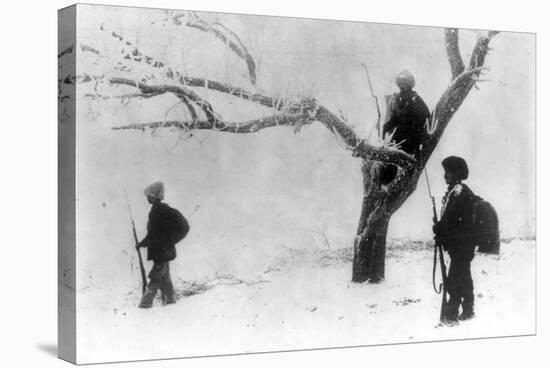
124, 189, 148, 294
424, 170, 448, 322
362, 63, 382, 138
431, 197, 438, 222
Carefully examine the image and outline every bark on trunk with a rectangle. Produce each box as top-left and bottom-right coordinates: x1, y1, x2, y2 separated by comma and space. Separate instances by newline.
352, 210, 390, 283
352, 161, 392, 283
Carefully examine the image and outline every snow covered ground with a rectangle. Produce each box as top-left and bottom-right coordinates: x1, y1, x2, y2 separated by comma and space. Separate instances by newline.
76, 238, 535, 364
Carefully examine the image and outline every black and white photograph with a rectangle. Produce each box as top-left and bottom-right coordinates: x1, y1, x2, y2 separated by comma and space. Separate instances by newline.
56, 2, 537, 365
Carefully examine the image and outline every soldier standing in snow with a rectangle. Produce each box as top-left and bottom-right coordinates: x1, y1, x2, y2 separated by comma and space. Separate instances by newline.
137, 181, 189, 308
433, 156, 477, 325
380, 70, 431, 185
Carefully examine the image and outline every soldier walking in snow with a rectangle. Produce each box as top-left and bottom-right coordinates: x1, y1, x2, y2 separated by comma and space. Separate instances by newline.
136, 181, 189, 308
380, 70, 431, 185
433, 156, 477, 325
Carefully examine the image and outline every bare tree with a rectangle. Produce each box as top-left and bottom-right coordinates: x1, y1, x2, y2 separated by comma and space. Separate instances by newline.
59, 12, 498, 283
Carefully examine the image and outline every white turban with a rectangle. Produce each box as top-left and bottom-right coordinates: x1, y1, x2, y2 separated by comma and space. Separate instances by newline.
144, 181, 165, 200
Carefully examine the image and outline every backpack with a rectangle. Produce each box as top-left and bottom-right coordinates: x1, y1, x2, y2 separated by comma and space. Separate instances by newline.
470, 195, 500, 255
166, 206, 190, 244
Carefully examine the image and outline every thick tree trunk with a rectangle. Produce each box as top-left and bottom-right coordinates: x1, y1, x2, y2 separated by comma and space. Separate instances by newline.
352, 159, 421, 283
352, 209, 390, 283
352, 161, 392, 283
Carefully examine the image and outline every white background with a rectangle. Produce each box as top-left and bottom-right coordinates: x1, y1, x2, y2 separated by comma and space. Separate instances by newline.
0, 0, 547, 367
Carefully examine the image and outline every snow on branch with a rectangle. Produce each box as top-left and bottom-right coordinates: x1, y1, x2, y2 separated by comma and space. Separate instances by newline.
469, 31, 499, 69
104, 76, 414, 167
180, 76, 283, 108
80, 19, 419, 169
110, 77, 219, 123
112, 112, 311, 134
173, 11, 257, 85
315, 106, 416, 167
355, 142, 416, 169
172, 79, 415, 167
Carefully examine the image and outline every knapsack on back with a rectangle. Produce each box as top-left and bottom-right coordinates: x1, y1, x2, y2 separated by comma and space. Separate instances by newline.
166, 206, 190, 244
470, 195, 500, 255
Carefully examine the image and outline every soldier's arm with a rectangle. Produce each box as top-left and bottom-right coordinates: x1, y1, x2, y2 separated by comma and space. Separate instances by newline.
444, 186, 475, 244
138, 208, 159, 248
382, 107, 397, 138
412, 96, 431, 130
138, 231, 151, 248
438, 188, 463, 249
382, 93, 399, 136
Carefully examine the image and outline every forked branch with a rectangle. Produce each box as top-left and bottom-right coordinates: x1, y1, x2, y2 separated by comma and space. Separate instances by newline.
422, 30, 498, 162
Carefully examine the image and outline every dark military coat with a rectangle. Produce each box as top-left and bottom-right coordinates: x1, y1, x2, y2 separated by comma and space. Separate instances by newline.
383, 90, 430, 155
435, 182, 476, 259
141, 202, 178, 262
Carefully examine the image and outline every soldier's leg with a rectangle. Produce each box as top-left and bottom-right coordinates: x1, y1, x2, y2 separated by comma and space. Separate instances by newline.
160, 262, 176, 305
139, 262, 165, 308
459, 259, 475, 319
444, 260, 460, 322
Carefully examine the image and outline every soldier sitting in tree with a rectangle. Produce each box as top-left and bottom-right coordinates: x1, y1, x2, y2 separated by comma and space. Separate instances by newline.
137, 181, 188, 308
433, 156, 477, 325
380, 70, 431, 185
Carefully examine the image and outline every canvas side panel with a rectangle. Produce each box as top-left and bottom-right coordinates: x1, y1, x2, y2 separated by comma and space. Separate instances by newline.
58, 5, 77, 364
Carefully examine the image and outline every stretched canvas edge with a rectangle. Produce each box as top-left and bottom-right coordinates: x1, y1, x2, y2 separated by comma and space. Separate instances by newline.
58, 4, 77, 364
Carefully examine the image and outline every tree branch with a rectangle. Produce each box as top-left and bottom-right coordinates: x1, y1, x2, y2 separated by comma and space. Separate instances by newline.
355, 142, 416, 168
180, 76, 282, 108
84, 20, 415, 169
469, 31, 499, 69
88, 25, 281, 110
445, 28, 465, 79
180, 95, 198, 122
173, 11, 257, 85
101, 75, 413, 167
58, 45, 74, 59
110, 77, 219, 123
112, 112, 311, 134
111, 111, 415, 167
421, 30, 497, 163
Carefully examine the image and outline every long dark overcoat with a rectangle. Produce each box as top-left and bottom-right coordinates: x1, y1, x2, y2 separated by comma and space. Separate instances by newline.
141, 202, 178, 262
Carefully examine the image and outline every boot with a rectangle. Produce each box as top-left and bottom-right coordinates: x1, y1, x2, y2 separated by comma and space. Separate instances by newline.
139, 289, 157, 308
160, 276, 176, 306
458, 310, 476, 321
440, 316, 459, 327
161, 294, 176, 306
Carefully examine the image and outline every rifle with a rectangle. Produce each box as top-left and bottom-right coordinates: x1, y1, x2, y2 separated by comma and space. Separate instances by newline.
424, 169, 448, 322
362, 63, 382, 140
124, 190, 148, 295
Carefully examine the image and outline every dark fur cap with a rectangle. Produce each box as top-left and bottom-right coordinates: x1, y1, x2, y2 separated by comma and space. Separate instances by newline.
442, 156, 469, 180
